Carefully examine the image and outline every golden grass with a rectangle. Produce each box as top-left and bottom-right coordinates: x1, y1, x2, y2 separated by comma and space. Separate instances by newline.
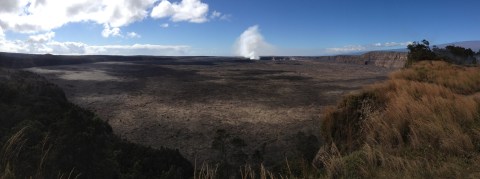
391, 61, 480, 94
319, 61, 480, 178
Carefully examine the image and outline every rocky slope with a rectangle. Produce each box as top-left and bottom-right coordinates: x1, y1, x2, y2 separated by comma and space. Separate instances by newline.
0, 68, 193, 179
315, 51, 407, 68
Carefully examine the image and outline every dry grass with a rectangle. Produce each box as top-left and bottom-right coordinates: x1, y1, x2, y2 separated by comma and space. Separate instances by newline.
391, 61, 480, 94
0, 128, 80, 179
194, 159, 320, 179
193, 162, 218, 179
318, 61, 480, 178
1, 127, 28, 168
1, 127, 29, 179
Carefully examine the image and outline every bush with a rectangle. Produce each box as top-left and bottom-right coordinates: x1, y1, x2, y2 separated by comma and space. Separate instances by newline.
406, 40, 437, 67
406, 40, 477, 67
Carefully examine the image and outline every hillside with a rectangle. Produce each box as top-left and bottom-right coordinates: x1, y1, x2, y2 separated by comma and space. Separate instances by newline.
437, 40, 480, 52
0, 52, 166, 69
315, 61, 480, 178
0, 68, 193, 178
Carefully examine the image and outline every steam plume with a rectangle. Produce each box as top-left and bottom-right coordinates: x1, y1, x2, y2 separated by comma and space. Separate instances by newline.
234, 25, 274, 60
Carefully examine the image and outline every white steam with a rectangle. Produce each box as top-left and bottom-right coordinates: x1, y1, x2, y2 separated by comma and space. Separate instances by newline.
234, 25, 274, 60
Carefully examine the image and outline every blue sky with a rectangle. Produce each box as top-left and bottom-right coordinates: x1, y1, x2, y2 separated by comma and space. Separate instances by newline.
0, 0, 479, 56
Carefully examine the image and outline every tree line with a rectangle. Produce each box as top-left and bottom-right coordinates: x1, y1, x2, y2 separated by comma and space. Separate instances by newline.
406, 39, 478, 67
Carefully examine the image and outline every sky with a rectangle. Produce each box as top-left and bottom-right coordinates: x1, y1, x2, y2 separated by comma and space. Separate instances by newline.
0, 0, 479, 57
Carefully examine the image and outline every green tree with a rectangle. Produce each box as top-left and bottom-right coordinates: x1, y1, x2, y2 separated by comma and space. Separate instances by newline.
406, 39, 437, 67
476, 50, 480, 65
445, 45, 474, 57
438, 45, 476, 64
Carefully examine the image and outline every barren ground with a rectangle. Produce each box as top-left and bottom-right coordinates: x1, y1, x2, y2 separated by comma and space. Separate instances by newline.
27, 57, 393, 165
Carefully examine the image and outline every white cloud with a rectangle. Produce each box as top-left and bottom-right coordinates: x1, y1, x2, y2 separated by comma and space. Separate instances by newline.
151, 0, 209, 23
127, 32, 141, 38
28, 31, 55, 43
151, 0, 175, 19
0, 35, 190, 56
374, 41, 412, 47
87, 44, 190, 56
0, 0, 219, 36
0, 0, 20, 13
210, 10, 231, 21
0, 26, 5, 40
234, 25, 275, 60
160, 23, 170, 28
0, 0, 158, 34
101, 23, 122, 38
385, 42, 412, 47
46, 41, 88, 54
327, 41, 413, 54
211, 11, 221, 19
326, 45, 367, 53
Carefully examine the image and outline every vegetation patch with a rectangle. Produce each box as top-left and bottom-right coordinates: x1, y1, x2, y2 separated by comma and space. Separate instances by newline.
317, 61, 480, 178
0, 68, 193, 179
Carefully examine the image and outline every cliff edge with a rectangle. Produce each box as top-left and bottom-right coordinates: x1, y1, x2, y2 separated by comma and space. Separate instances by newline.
317, 51, 407, 69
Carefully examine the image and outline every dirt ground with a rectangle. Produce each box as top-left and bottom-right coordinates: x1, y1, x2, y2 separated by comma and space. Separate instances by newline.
27, 57, 393, 165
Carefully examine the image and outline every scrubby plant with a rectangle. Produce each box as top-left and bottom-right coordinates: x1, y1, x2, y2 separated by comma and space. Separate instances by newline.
317, 61, 480, 178
407, 40, 477, 67
406, 40, 437, 67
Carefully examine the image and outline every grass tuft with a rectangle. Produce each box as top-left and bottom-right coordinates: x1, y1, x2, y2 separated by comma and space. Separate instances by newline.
318, 61, 480, 178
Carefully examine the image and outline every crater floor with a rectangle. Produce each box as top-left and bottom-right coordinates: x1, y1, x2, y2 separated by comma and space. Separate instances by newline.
27, 57, 393, 165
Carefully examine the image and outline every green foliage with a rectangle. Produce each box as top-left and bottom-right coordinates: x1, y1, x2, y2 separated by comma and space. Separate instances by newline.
0, 69, 193, 179
437, 45, 476, 64
406, 40, 437, 67
406, 40, 477, 67
445, 45, 474, 57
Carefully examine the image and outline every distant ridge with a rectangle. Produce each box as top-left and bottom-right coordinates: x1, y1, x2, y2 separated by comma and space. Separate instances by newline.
386, 40, 480, 53
436, 40, 480, 51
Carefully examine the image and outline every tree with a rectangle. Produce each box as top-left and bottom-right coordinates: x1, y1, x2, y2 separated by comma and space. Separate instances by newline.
406, 39, 437, 67
445, 45, 474, 57
475, 49, 479, 65
438, 45, 476, 64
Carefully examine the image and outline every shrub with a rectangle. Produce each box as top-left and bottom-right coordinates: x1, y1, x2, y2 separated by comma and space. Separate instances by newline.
406, 40, 437, 67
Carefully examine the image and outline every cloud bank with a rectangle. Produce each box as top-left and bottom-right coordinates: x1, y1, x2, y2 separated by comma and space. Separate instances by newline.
0, 0, 214, 36
0, 0, 225, 56
28, 31, 55, 43
326, 41, 413, 54
234, 25, 275, 60
0, 31, 190, 56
